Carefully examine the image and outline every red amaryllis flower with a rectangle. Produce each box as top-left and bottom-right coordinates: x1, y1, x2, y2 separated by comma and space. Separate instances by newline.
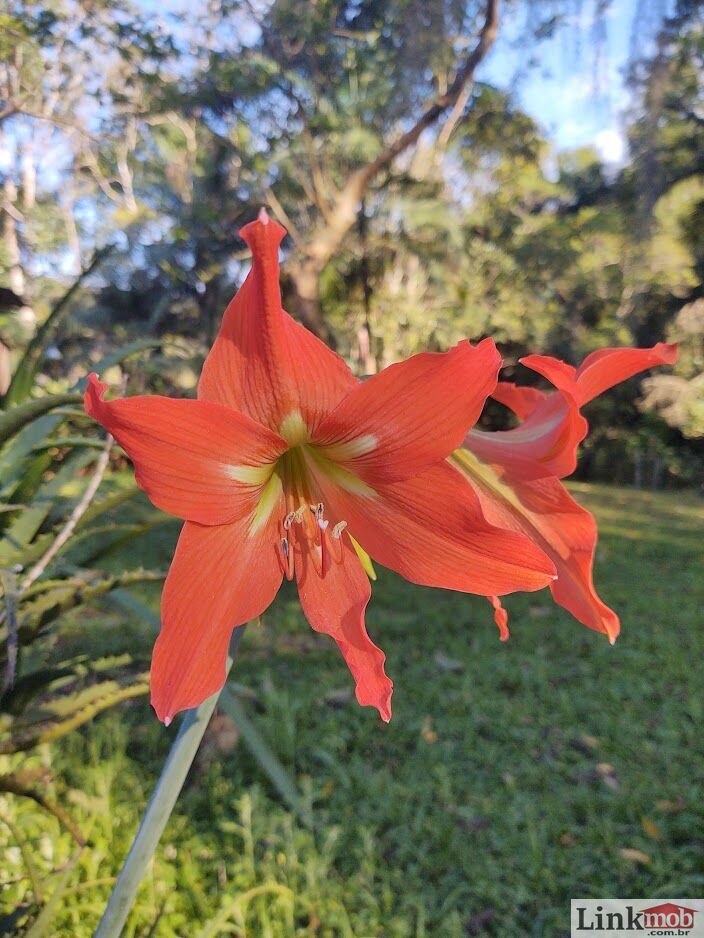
85, 211, 555, 724
454, 342, 678, 641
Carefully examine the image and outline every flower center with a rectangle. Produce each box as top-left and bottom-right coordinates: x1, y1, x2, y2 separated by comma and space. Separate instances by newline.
244, 413, 375, 554
278, 501, 347, 580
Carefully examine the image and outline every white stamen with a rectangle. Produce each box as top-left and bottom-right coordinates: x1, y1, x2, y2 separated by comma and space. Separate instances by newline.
258, 206, 270, 225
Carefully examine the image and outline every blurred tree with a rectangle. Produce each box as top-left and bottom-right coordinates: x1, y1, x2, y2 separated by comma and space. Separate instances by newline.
0, 0, 177, 387
641, 299, 704, 439
1, 0, 701, 482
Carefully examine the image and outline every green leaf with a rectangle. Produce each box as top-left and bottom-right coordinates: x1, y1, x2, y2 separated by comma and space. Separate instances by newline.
31, 436, 105, 451
75, 482, 141, 529
219, 684, 310, 826
0, 394, 82, 447
0, 450, 96, 567
0, 571, 165, 656
77, 337, 170, 379
24, 848, 84, 938
3, 246, 113, 406
54, 518, 170, 566
104, 588, 160, 628
0, 419, 59, 501
0, 667, 150, 754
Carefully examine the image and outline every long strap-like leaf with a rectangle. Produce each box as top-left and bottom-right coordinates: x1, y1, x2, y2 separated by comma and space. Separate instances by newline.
0, 393, 82, 447
3, 246, 113, 407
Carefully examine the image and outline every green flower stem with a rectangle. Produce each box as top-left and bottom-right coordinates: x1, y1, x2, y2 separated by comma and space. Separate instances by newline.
94, 628, 245, 938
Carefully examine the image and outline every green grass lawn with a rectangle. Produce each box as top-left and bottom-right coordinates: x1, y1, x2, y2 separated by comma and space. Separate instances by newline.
1, 484, 703, 937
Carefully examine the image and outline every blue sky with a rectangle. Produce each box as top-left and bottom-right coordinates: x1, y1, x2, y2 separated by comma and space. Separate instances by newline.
483, 0, 671, 163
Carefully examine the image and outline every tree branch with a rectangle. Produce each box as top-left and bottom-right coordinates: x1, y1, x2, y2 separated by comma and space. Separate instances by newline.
0, 570, 18, 695
19, 433, 113, 594
304, 0, 500, 268
355, 0, 499, 193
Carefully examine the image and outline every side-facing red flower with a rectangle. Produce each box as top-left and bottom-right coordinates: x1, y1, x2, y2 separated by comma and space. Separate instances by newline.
85, 211, 555, 724
454, 342, 678, 641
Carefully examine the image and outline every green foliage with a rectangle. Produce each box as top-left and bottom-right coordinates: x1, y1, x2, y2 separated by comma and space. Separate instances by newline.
0, 485, 702, 935
0, 394, 82, 448
640, 298, 704, 441
0, 340, 166, 827
2, 247, 113, 408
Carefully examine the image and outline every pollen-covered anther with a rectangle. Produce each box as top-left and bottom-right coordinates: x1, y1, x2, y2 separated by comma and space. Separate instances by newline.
332, 520, 347, 539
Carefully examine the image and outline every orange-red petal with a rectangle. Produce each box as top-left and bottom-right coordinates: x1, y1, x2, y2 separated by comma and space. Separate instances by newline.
151, 517, 283, 723
313, 338, 501, 483
522, 342, 678, 406
461, 464, 620, 642
491, 381, 546, 420
312, 461, 556, 596
198, 212, 356, 434
467, 392, 588, 481
295, 531, 392, 721
84, 373, 286, 525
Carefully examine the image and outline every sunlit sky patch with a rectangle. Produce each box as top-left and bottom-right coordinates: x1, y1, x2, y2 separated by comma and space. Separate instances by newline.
483, 0, 673, 164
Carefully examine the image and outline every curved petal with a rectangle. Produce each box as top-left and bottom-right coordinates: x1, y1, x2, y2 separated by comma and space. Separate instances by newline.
519, 355, 577, 399
456, 454, 619, 642
312, 460, 555, 596
491, 381, 546, 420
198, 212, 356, 434
313, 338, 501, 484
296, 531, 392, 721
475, 343, 678, 483
151, 516, 283, 723
467, 392, 588, 481
84, 374, 286, 525
522, 342, 678, 406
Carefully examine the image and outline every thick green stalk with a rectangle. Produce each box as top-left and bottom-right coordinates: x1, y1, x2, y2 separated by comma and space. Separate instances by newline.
94, 629, 244, 938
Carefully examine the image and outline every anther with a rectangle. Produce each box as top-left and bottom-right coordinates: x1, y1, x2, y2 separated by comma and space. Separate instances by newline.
332, 521, 347, 539
283, 512, 295, 530
279, 535, 294, 581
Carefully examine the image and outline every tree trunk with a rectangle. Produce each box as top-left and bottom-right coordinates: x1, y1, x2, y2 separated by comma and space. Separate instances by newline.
277, 0, 499, 347
2, 175, 36, 340
286, 259, 336, 348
